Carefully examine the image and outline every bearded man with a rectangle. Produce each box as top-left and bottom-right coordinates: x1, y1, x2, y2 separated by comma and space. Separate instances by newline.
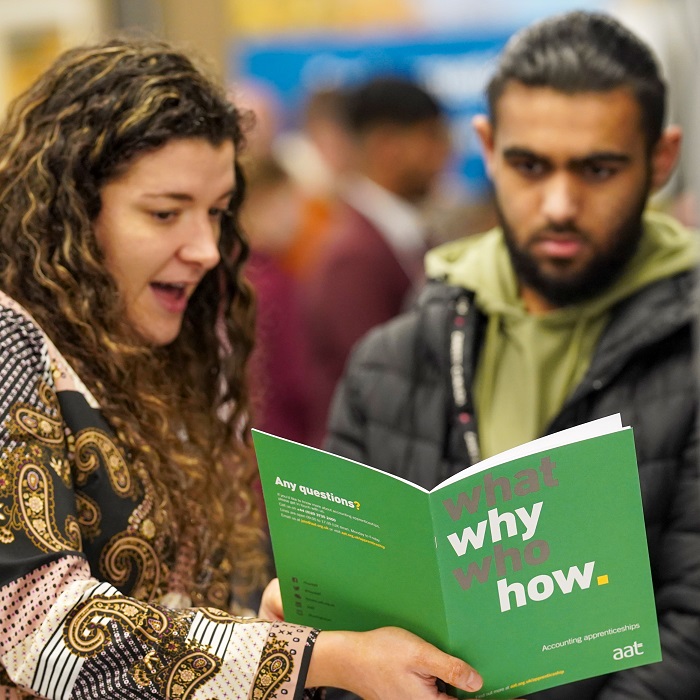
323, 10, 700, 700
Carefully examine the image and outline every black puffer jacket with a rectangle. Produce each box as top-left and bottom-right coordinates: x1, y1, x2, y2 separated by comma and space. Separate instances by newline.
325, 272, 700, 700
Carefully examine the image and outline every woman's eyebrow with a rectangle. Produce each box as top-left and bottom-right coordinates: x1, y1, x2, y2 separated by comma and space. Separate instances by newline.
140, 188, 235, 202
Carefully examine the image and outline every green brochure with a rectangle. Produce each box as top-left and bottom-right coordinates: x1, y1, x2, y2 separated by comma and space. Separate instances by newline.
252, 415, 660, 698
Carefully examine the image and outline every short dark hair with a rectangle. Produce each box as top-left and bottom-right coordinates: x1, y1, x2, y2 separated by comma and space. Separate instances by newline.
344, 75, 444, 135
486, 11, 667, 148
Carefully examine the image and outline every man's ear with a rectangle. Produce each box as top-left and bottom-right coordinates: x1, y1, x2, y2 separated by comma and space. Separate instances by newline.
650, 125, 682, 192
472, 114, 495, 178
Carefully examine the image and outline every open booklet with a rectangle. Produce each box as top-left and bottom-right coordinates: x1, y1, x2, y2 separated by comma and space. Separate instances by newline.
252, 415, 660, 698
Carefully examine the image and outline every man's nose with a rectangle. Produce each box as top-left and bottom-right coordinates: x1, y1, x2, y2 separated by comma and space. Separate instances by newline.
541, 174, 579, 225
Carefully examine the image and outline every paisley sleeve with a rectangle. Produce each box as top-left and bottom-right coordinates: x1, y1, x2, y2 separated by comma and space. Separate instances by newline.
0, 303, 320, 699
1, 562, 319, 699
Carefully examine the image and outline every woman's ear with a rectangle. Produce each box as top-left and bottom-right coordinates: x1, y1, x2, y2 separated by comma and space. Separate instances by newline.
650, 125, 682, 192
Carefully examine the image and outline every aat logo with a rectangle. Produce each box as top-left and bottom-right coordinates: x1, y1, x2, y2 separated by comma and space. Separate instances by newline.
613, 641, 644, 661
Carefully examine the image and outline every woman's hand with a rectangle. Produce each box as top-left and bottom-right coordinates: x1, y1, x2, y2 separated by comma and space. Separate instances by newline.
306, 626, 484, 699
258, 578, 285, 621
260, 579, 506, 698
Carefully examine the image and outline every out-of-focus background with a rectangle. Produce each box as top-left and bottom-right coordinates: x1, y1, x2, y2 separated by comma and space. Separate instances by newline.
4, 0, 697, 446
2, 0, 696, 224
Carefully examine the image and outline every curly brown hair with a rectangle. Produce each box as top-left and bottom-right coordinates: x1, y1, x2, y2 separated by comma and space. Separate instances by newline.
0, 38, 268, 603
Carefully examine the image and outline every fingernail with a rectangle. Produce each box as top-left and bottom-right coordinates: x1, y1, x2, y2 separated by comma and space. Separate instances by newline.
466, 670, 483, 691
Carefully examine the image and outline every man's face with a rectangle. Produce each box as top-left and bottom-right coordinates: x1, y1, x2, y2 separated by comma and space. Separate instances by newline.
475, 83, 656, 313
396, 117, 452, 202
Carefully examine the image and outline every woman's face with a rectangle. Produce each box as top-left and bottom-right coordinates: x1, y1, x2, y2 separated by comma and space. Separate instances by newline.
93, 137, 236, 346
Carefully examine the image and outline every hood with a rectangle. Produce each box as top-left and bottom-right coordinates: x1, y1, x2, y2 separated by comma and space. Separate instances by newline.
424, 209, 698, 320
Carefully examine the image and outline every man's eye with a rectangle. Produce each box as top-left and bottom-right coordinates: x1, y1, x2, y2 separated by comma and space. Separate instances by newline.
510, 159, 547, 178
580, 163, 617, 181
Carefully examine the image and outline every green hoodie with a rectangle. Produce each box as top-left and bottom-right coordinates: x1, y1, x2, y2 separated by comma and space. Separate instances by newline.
425, 210, 698, 458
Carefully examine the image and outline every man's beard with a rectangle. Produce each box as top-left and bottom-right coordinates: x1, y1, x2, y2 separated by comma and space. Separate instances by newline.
497, 192, 649, 308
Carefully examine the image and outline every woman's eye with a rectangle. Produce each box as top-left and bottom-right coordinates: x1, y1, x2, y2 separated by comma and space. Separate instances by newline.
209, 207, 229, 220
151, 210, 177, 222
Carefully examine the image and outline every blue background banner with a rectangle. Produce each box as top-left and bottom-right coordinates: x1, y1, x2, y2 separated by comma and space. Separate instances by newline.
232, 29, 518, 197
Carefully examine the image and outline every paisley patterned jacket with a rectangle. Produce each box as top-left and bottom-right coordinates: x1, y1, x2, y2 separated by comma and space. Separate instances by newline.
0, 291, 318, 700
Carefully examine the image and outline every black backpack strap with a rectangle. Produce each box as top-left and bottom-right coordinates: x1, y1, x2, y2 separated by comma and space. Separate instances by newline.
448, 290, 481, 465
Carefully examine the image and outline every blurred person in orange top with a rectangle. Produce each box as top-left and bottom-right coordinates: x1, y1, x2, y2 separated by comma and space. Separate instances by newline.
275, 86, 357, 279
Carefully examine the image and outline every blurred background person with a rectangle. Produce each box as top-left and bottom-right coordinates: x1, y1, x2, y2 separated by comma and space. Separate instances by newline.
275, 86, 357, 280
228, 77, 283, 162
609, 0, 699, 227
301, 75, 452, 446
241, 155, 315, 445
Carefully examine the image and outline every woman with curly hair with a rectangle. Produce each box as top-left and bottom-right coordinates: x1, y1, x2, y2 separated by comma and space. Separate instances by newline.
0, 38, 483, 699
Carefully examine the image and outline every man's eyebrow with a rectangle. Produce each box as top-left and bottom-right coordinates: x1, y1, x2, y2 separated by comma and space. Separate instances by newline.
502, 147, 546, 160
570, 152, 631, 166
502, 147, 632, 168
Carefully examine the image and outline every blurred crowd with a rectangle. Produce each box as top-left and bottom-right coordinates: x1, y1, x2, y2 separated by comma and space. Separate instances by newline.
237, 74, 495, 447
